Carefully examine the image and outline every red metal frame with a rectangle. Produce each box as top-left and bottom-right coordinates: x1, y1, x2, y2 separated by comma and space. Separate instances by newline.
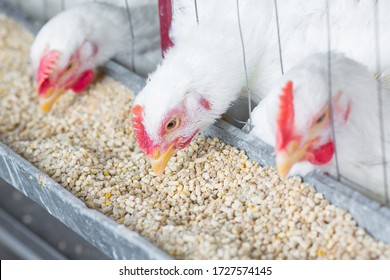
158, 0, 174, 56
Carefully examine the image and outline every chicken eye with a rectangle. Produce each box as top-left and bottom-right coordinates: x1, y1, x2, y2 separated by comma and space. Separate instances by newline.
65, 61, 75, 72
315, 112, 327, 124
166, 117, 180, 131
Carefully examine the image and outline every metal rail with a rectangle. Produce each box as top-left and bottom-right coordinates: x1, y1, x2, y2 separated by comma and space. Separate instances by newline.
0, 207, 66, 259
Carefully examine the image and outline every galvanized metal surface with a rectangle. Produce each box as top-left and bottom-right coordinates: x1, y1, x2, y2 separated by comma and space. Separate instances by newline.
0, 206, 66, 260
0, 178, 109, 260
1, 0, 390, 261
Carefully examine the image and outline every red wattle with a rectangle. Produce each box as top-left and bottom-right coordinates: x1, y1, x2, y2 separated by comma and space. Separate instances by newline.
71, 70, 95, 93
308, 141, 334, 165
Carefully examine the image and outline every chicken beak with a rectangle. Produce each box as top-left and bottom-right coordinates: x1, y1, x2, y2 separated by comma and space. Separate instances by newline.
276, 140, 308, 179
39, 87, 65, 113
150, 145, 177, 176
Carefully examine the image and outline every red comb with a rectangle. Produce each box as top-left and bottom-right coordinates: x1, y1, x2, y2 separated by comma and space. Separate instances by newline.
37, 50, 59, 95
131, 105, 155, 156
276, 81, 295, 151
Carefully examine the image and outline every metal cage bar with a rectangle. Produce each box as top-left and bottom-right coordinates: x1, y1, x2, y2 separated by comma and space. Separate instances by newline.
124, 0, 136, 73
325, 0, 341, 181
373, 0, 389, 205
273, 0, 284, 75
236, 0, 253, 132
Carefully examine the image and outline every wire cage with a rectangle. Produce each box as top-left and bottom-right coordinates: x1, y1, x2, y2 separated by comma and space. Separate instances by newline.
158, 0, 390, 206
0, 0, 390, 259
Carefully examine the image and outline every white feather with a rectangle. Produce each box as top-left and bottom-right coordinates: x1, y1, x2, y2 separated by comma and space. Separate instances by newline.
30, 1, 161, 76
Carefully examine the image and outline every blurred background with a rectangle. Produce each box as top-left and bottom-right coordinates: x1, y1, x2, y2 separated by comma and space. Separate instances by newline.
0, 179, 108, 259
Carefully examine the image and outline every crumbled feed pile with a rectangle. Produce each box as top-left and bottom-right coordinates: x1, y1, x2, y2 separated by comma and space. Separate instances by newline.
1, 14, 390, 260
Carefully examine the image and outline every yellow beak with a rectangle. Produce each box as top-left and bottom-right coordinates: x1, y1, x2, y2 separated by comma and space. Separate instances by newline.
149, 145, 177, 176
276, 140, 308, 179
39, 87, 65, 113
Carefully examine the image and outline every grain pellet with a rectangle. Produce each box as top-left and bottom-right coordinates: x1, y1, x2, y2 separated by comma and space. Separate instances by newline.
1, 15, 390, 260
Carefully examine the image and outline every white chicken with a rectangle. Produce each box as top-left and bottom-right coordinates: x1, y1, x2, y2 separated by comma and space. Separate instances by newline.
132, 0, 265, 175
30, 1, 160, 113
249, 52, 389, 197
132, 0, 390, 175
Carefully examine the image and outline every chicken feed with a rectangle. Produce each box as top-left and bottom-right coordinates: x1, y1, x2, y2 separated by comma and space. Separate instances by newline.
1, 14, 390, 259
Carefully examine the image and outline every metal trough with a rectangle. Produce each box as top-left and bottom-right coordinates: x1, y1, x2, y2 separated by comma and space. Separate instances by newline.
1, 1, 389, 260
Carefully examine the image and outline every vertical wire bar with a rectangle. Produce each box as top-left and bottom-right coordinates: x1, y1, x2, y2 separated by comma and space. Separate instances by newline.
373, 2, 389, 205
325, 0, 341, 181
194, 0, 199, 24
60, 0, 65, 11
236, 0, 253, 131
274, 0, 284, 75
125, 0, 136, 73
